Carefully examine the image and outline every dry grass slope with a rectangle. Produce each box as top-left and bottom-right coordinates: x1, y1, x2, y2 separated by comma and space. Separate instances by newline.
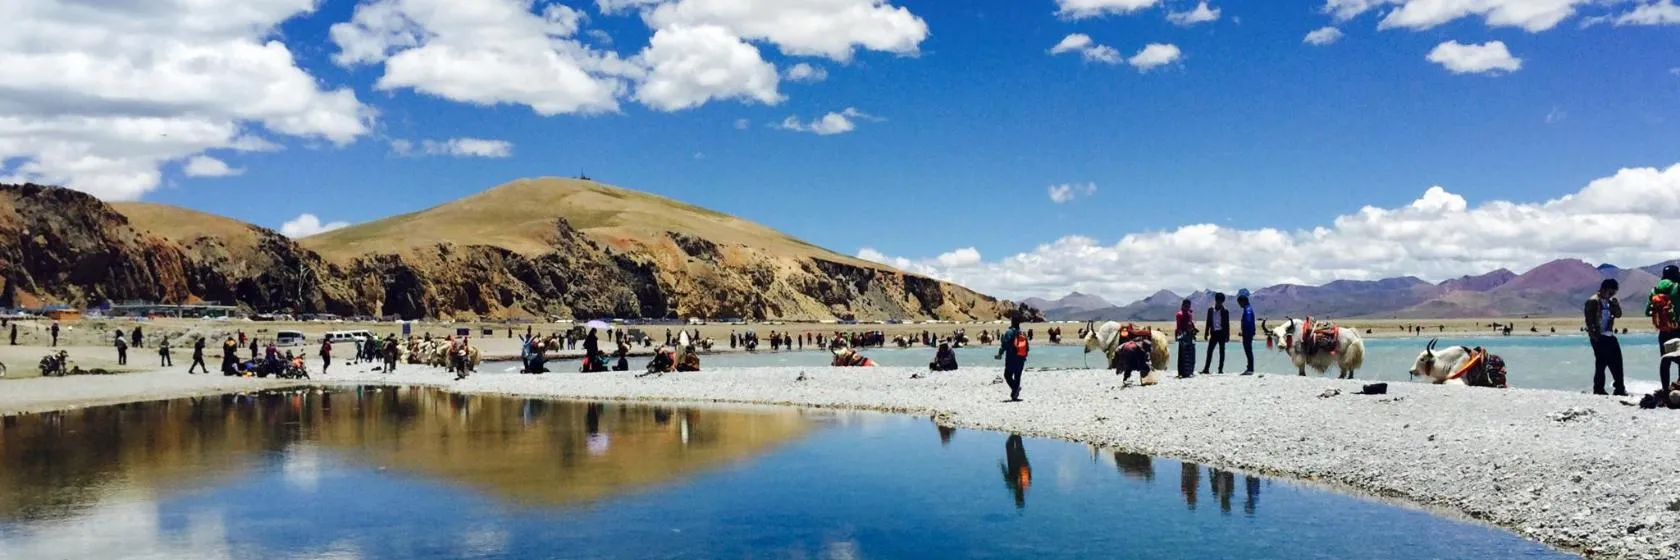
110, 201, 267, 260
301, 177, 881, 270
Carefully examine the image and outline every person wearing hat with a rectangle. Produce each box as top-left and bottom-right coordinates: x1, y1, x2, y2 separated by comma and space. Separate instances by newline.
1585, 278, 1625, 396
1237, 289, 1256, 375
1647, 265, 1680, 354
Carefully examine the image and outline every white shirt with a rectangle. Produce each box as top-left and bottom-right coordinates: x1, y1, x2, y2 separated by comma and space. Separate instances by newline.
1600, 303, 1613, 335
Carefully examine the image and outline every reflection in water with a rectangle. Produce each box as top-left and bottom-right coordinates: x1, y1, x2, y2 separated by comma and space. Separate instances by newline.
1000, 435, 1032, 509
1246, 475, 1261, 516
1180, 462, 1200, 511
937, 425, 956, 446
0, 387, 810, 521
1113, 451, 1155, 482
1210, 468, 1235, 514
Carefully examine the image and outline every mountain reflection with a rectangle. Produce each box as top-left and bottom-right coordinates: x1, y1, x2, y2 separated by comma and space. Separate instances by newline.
0, 387, 810, 520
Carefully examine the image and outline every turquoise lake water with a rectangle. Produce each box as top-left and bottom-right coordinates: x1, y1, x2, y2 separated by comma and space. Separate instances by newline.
0, 387, 1571, 559
529, 333, 1667, 394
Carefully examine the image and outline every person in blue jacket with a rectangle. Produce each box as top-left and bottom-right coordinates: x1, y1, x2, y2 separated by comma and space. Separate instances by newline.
995, 315, 1029, 402
1238, 289, 1257, 375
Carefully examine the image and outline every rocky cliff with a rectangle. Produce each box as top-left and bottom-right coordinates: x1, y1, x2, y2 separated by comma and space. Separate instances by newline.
1, 182, 1023, 322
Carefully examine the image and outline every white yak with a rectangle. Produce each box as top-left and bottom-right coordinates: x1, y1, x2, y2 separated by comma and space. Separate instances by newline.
1263, 318, 1365, 379
1081, 321, 1172, 372
1408, 338, 1507, 387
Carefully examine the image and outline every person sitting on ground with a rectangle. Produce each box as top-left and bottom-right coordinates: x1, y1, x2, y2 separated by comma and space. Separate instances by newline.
929, 341, 959, 371
613, 341, 631, 372
647, 346, 676, 373
833, 347, 877, 367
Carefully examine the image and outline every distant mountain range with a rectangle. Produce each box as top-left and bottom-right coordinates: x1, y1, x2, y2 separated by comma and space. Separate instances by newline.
1021, 292, 1114, 318
1049, 258, 1679, 322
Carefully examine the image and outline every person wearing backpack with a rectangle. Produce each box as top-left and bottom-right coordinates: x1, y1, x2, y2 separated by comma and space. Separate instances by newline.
1647, 265, 1680, 350
994, 315, 1029, 402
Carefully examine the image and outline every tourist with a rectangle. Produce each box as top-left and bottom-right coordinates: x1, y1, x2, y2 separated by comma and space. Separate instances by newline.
1175, 299, 1198, 379
1201, 292, 1230, 375
584, 329, 601, 370
1238, 289, 1256, 375
115, 335, 128, 366
994, 314, 1028, 401
189, 337, 207, 374
50, 321, 59, 347
158, 338, 172, 367
383, 335, 400, 373
929, 340, 958, 371
1648, 265, 1680, 355
1585, 279, 1625, 396
7, 323, 14, 346
319, 338, 332, 375
249, 338, 258, 361
221, 336, 238, 375
131, 325, 142, 349
1001, 434, 1032, 509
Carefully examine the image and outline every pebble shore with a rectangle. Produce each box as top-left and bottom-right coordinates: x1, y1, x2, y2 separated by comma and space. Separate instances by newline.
4, 363, 1678, 559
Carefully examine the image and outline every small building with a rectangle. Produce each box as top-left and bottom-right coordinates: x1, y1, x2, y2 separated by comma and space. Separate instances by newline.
107, 300, 241, 319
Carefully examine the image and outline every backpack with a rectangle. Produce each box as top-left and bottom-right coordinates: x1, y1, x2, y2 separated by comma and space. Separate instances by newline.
1012, 330, 1030, 358
1652, 292, 1679, 332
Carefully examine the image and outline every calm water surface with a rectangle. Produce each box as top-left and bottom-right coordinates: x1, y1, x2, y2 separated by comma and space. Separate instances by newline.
532, 333, 1667, 393
0, 388, 1572, 559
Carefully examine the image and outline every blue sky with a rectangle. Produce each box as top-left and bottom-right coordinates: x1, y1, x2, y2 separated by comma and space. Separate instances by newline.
3, 0, 1679, 302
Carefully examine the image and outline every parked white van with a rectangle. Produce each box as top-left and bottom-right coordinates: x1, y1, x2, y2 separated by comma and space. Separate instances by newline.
323, 330, 373, 343
276, 330, 306, 347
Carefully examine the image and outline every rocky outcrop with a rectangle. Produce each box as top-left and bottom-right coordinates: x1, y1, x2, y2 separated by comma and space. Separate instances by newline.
1, 183, 1018, 321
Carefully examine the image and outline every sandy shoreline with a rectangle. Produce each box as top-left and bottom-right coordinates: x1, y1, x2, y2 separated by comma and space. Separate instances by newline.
3, 363, 1678, 558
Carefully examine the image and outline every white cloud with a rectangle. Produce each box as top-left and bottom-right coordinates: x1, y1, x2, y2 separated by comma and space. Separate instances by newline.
1323, 0, 1594, 32
1427, 40, 1522, 75
1167, 1, 1221, 26
391, 137, 514, 158
0, 0, 371, 200
1128, 43, 1183, 71
784, 62, 829, 83
1048, 182, 1098, 204
856, 162, 1680, 302
331, 0, 634, 116
634, 24, 783, 111
280, 213, 351, 238
637, 0, 929, 62
776, 107, 879, 135
734, 118, 751, 129
1611, 0, 1680, 25
1056, 0, 1163, 19
1304, 26, 1345, 45
1049, 34, 1123, 64
182, 156, 243, 178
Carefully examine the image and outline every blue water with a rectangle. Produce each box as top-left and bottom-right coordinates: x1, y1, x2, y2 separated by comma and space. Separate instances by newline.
531, 334, 1666, 394
0, 388, 1571, 559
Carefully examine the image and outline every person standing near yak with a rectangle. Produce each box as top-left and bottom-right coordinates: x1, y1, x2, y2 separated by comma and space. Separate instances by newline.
1237, 289, 1257, 375
1585, 279, 1625, 396
1174, 299, 1198, 379
1201, 293, 1230, 375
994, 315, 1029, 402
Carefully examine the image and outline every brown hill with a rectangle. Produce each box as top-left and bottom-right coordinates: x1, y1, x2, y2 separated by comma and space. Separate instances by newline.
296, 178, 1016, 321
0, 180, 1017, 321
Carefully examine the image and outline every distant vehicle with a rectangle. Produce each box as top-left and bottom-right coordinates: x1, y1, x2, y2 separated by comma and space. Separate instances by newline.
276, 330, 306, 347
323, 330, 373, 343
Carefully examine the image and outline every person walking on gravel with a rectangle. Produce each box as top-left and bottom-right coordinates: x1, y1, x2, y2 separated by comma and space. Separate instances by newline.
115, 336, 128, 366
188, 337, 207, 374
995, 315, 1030, 402
1586, 279, 1626, 396
319, 339, 332, 375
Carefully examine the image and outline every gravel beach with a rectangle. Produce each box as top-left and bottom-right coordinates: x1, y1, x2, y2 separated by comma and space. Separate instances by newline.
4, 362, 1678, 559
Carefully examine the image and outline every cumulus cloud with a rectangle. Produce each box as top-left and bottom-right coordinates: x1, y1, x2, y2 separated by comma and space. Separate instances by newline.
1128, 43, 1183, 71
784, 62, 829, 83
1609, 0, 1680, 25
1048, 183, 1098, 204
0, 0, 371, 200
856, 162, 1680, 302
634, 24, 783, 111
1167, 1, 1221, 26
390, 138, 514, 158
1304, 26, 1345, 45
1049, 34, 1123, 64
280, 214, 351, 238
734, 118, 751, 130
1323, 0, 1595, 32
331, 0, 633, 115
182, 156, 243, 178
1056, 0, 1163, 19
634, 0, 930, 62
1427, 40, 1522, 74
776, 107, 880, 135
